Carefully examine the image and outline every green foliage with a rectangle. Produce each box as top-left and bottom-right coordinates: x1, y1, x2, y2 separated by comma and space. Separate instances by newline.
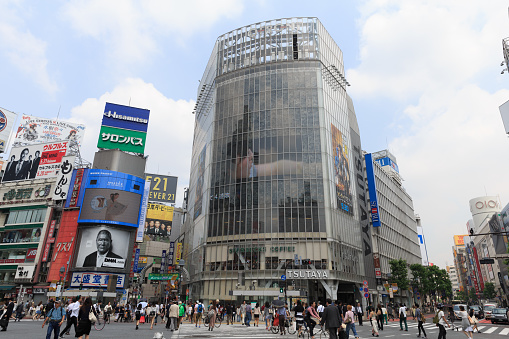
409, 263, 453, 300
469, 288, 478, 302
389, 259, 409, 291
483, 282, 496, 299
456, 290, 468, 301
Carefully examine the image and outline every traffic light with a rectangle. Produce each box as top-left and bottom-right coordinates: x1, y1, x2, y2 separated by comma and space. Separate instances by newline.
280, 287, 284, 293
79, 283, 83, 290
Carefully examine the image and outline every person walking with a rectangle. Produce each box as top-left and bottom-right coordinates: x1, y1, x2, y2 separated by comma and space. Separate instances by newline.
263, 302, 271, 330
42, 300, 65, 339
135, 304, 143, 330
469, 308, 480, 333
194, 301, 203, 328
178, 301, 185, 330
15, 302, 24, 321
207, 300, 217, 331
415, 303, 427, 338
387, 304, 393, 322
75, 297, 96, 339
317, 301, 324, 318
305, 301, 321, 339
0, 298, 14, 331
245, 302, 252, 326
355, 302, 363, 326
59, 297, 80, 338
382, 304, 388, 325
369, 307, 379, 337
293, 300, 305, 337
240, 301, 247, 325
169, 301, 179, 331
320, 299, 341, 339
458, 305, 473, 339
376, 304, 383, 331
344, 305, 360, 339
399, 303, 408, 331
253, 303, 261, 327
437, 304, 451, 339
276, 304, 287, 335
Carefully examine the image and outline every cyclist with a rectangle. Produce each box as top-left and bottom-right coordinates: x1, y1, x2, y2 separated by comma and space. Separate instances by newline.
293, 300, 305, 337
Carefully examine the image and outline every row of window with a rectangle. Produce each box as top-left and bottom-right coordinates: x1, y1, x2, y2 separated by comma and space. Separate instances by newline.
6, 209, 46, 225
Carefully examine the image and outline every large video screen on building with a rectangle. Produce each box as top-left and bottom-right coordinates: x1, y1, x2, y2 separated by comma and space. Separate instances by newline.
79, 188, 141, 227
74, 225, 131, 269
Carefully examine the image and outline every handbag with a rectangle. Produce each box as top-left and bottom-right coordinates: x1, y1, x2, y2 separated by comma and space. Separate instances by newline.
89, 308, 97, 324
344, 314, 352, 324
273, 316, 279, 326
140, 315, 145, 323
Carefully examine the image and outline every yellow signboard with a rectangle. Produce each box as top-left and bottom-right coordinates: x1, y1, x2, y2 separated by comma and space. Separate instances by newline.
175, 243, 183, 265
454, 235, 468, 246
138, 257, 148, 264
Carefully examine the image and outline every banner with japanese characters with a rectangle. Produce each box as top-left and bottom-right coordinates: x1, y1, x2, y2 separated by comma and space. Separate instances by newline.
13, 114, 85, 147
97, 125, 147, 154
70, 272, 125, 288
53, 155, 76, 201
2, 141, 69, 183
144, 203, 174, 242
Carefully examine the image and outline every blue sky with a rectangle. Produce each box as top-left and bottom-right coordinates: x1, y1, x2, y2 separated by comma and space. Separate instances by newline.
1, 0, 509, 268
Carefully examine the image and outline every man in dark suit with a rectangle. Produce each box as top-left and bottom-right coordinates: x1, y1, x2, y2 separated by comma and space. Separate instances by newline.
83, 230, 122, 267
14, 148, 30, 180
320, 299, 342, 339
3, 155, 16, 182
29, 150, 40, 179
0, 298, 14, 331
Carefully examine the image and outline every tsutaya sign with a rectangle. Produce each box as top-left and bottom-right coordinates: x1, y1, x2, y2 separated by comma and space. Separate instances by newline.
286, 270, 329, 279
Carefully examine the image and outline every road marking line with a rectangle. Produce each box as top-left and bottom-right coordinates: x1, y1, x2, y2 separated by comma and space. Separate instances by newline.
484, 327, 498, 333
499, 328, 509, 335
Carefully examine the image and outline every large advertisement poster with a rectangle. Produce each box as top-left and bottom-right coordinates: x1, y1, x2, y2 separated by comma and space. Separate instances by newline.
75, 225, 130, 269
145, 173, 178, 204
193, 145, 206, 220
79, 188, 141, 227
144, 203, 174, 242
0, 108, 18, 153
331, 124, 353, 214
2, 141, 68, 182
13, 115, 85, 147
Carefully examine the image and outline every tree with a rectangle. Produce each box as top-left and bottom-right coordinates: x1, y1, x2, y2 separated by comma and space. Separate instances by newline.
410, 263, 431, 300
469, 288, 478, 303
483, 282, 496, 299
389, 259, 409, 291
456, 290, 468, 301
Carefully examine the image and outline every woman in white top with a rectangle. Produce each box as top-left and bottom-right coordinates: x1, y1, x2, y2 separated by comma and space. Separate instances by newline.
458, 305, 473, 338
369, 308, 379, 337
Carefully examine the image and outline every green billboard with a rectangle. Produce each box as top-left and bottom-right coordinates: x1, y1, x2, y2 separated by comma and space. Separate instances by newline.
97, 125, 147, 154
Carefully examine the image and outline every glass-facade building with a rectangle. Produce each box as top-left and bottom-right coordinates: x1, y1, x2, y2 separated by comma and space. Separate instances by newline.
182, 18, 375, 304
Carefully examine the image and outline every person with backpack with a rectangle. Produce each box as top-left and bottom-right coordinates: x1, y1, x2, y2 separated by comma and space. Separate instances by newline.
415, 303, 427, 338
399, 303, 408, 331
195, 301, 203, 327
435, 304, 450, 339
41, 300, 65, 339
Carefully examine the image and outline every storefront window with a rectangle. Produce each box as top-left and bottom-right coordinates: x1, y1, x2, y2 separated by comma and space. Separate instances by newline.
0, 228, 41, 243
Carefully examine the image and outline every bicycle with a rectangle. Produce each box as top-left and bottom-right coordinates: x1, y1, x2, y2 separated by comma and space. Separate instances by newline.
298, 322, 329, 338
94, 312, 106, 331
203, 313, 222, 328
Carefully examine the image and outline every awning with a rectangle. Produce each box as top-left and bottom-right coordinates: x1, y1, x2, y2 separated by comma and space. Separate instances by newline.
0, 286, 16, 291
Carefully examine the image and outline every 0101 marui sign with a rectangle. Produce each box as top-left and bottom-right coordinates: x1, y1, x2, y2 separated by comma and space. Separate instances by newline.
0, 108, 18, 153
2, 141, 69, 183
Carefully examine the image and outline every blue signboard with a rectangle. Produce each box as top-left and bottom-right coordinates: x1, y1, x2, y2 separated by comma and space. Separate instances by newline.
365, 153, 381, 227
133, 248, 140, 274
77, 169, 146, 228
374, 157, 400, 173
102, 102, 150, 133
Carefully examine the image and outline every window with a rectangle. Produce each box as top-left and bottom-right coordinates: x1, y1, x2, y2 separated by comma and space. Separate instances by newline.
5, 209, 46, 225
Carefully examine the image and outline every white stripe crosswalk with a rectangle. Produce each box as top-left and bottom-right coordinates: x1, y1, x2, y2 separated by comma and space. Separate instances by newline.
383, 322, 509, 335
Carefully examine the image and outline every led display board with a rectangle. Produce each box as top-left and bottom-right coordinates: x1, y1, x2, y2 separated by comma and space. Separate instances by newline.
77, 169, 145, 227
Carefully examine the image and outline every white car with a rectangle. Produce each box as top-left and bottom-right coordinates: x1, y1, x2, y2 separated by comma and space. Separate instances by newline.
484, 304, 497, 319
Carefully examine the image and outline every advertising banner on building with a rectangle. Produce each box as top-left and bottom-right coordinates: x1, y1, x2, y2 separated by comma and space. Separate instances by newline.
145, 173, 178, 204
52, 155, 75, 201
70, 272, 125, 288
0, 108, 18, 153
417, 226, 429, 266
2, 141, 68, 183
46, 210, 79, 282
15, 265, 35, 280
13, 115, 85, 147
454, 235, 467, 246
132, 248, 140, 274
364, 153, 381, 227
144, 203, 174, 241
97, 125, 147, 154
331, 123, 353, 215
136, 180, 151, 242
160, 250, 167, 274
175, 242, 183, 265
67, 168, 86, 208
0, 182, 52, 206
194, 145, 206, 220
79, 188, 142, 227
74, 225, 131, 269
97, 103, 150, 155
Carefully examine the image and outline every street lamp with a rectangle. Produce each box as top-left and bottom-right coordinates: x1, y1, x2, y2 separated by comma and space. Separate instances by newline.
178, 259, 185, 301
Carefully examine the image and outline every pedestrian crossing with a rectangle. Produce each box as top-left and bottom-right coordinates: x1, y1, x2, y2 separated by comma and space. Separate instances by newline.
384, 321, 509, 335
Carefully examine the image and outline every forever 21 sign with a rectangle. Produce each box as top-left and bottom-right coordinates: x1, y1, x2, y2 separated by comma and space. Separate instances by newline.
145, 173, 178, 204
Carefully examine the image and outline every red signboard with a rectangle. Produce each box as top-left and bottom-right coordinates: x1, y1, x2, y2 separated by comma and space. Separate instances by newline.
69, 168, 84, 208
0, 259, 24, 264
26, 249, 37, 261
46, 210, 79, 282
42, 220, 56, 262
472, 247, 485, 290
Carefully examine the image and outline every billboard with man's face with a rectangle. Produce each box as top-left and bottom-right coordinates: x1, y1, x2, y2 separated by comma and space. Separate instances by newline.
74, 225, 131, 269
2, 141, 68, 183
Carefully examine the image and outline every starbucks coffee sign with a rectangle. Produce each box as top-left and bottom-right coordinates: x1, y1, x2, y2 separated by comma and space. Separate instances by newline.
286, 270, 329, 279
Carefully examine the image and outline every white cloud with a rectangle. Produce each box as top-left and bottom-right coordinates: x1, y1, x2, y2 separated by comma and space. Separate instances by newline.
0, 1, 58, 94
349, 0, 509, 268
61, 0, 245, 65
68, 78, 195, 206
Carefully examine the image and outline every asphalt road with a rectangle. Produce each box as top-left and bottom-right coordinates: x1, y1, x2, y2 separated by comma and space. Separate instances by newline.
2, 318, 509, 338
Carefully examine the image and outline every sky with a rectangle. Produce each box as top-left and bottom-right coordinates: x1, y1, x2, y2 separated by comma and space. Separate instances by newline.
0, 0, 508, 269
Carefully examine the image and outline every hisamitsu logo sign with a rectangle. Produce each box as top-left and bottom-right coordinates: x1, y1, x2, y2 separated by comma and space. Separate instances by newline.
101, 102, 150, 133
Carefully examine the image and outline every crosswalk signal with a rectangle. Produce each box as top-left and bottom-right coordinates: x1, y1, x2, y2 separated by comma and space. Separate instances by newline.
280, 287, 284, 293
